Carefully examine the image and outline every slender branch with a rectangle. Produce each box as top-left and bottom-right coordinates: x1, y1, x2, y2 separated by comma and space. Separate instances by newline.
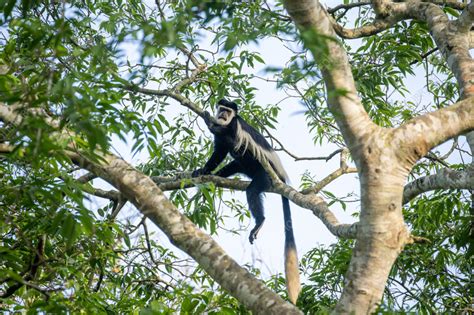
142, 220, 157, 264
124, 85, 206, 118
301, 167, 358, 195
301, 148, 358, 194
177, 46, 201, 68
173, 64, 207, 92
409, 47, 439, 66
262, 121, 344, 161
76, 172, 97, 183
110, 199, 127, 220
439, 137, 458, 160
424, 152, 450, 167
85, 187, 121, 201
327, 1, 371, 14
0, 235, 45, 298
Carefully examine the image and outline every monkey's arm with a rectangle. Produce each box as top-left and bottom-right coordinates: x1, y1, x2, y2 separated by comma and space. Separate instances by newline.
192, 141, 228, 177
202, 111, 228, 135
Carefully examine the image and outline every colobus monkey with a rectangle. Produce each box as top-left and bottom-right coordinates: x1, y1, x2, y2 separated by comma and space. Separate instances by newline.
192, 99, 300, 304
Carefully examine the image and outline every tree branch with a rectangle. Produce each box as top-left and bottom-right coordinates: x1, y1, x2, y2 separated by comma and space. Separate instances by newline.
404, 1, 474, 97
424, 0, 467, 10
262, 120, 344, 161
125, 86, 206, 118
327, 1, 371, 14
392, 97, 474, 167
301, 148, 358, 194
332, 17, 399, 39
283, 0, 378, 160
403, 165, 474, 204
455, 1, 474, 32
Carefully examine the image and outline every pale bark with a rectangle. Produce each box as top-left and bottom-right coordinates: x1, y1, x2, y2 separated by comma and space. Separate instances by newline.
283, 0, 474, 313
403, 165, 474, 204
405, 1, 474, 97
283, 0, 377, 155
392, 97, 474, 167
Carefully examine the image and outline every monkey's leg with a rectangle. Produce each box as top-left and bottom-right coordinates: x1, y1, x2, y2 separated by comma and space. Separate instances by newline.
246, 171, 271, 244
214, 160, 244, 177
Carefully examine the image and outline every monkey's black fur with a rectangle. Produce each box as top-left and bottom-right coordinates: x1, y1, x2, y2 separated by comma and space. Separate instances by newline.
193, 99, 300, 303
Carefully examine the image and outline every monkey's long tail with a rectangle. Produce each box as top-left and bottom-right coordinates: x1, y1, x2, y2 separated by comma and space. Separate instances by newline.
282, 196, 301, 304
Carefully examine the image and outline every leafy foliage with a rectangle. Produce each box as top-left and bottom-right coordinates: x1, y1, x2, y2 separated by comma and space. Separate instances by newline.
0, 0, 471, 313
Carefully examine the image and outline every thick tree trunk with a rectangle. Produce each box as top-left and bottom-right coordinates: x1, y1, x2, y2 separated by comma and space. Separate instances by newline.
334, 169, 410, 313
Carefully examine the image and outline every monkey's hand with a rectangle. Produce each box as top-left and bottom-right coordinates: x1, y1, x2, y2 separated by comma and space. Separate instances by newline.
192, 168, 210, 177
202, 111, 212, 125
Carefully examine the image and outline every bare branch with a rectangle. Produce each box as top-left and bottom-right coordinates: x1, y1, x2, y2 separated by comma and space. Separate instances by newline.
327, 1, 371, 14
330, 10, 401, 39
177, 45, 201, 68
301, 148, 357, 194
301, 167, 358, 195
283, 0, 377, 153
110, 199, 127, 220
261, 121, 344, 161
124, 85, 206, 118
142, 220, 157, 264
87, 187, 121, 201
172, 63, 207, 92
403, 165, 474, 204
77, 172, 97, 183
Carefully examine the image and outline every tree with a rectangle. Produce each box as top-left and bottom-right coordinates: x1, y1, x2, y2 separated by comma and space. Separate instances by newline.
0, 0, 472, 314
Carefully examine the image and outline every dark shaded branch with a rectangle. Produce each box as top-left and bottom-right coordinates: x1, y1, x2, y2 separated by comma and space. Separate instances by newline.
77, 172, 97, 183
332, 16, 400, 39
328, 1, 371, 14
1, 235, 45, 298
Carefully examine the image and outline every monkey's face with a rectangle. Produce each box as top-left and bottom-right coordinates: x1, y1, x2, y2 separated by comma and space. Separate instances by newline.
215, 105, 235, 125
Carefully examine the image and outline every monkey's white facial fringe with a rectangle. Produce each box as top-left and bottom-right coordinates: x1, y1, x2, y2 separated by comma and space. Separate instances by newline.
235, 121, 289, 181
214, 106, 235, 126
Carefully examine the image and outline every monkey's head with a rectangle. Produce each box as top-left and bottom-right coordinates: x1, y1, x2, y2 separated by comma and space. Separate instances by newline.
215, 99, 238, 125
